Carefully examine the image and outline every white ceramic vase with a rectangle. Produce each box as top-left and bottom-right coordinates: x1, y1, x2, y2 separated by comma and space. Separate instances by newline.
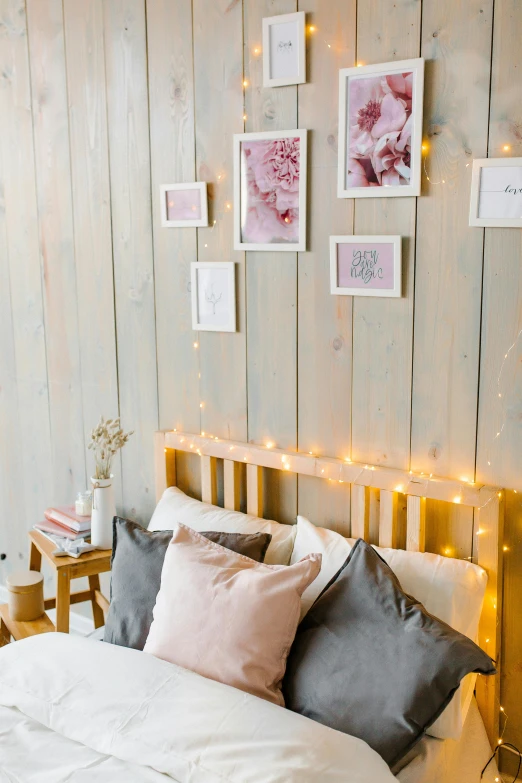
90, 476, 115, 549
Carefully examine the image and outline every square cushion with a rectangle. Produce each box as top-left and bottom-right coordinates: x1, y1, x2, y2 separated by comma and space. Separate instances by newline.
149, 487, 296, 565
291, 515, 486, 740
283, 539, 495, 767
104, 517, 272, 650
144, 523, 321, 706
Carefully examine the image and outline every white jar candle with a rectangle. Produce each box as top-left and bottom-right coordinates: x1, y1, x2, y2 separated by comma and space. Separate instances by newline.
75, 491, 92, 516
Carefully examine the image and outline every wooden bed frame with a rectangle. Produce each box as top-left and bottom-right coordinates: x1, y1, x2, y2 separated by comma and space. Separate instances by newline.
154, 430, 504, 749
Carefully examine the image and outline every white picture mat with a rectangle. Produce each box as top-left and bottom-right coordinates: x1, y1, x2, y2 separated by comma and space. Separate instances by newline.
233, 129, 308, 251
337, 58, 424, 199
469, 158, 522, 226
160, 182, 208, 228
262, 12, 305, 88
191, 263, 236, 332
329, 235, 402, 298
269, 21, 299, 80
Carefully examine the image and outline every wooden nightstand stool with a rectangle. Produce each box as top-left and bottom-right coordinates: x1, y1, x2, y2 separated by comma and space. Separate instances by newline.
0, 530, 112, 642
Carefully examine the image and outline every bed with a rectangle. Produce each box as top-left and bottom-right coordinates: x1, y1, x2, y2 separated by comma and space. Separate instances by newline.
0, 430, 503, 782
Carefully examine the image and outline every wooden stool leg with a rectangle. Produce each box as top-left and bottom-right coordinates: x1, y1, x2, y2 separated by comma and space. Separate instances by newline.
0, 614, 9, 646
29, 540, 42, 571
55, 569, 71, 633
88, 574, 105, 629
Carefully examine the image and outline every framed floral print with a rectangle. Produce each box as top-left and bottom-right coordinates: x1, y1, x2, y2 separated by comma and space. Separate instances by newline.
233, 129, 307, 251
330, 236, 402, 298
338, 58, 424, 198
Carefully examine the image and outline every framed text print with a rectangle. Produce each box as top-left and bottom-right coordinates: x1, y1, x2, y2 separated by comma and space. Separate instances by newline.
469, 158, 522, 227
338, 58, 424, 198
262, 11, 306, 88
330, 236, 402, 298
234, 129, 307, 251
191, 262, 236, 333
160, 183, 208, 228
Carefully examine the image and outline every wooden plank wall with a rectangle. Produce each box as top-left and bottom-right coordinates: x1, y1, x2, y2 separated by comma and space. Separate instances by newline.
1, 0, 522, 756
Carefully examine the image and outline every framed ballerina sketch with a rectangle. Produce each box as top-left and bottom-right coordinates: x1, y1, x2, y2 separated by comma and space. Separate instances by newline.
262, 11, 306, 87
191, 263, 236, 333
338, 58, 424, 198
233, 129, 307, 251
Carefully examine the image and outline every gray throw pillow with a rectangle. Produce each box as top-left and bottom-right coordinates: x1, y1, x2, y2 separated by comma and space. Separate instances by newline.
104, 517, 272, 651
283, 538, 495, 768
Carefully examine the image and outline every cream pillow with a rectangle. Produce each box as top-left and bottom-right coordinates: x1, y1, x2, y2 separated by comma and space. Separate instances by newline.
291, 516, 487, 741
149, 487, 296, 565
144, 524, 322, 706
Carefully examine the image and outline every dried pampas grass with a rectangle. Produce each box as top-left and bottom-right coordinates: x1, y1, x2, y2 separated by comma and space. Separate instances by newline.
88, 416, 134, 479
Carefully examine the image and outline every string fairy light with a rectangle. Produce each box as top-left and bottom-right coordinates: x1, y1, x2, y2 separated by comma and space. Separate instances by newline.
483, 326, 522, 466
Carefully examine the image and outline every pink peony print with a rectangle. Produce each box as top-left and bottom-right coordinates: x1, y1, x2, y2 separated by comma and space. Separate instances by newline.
346, 71, 414, 188
241, 137, 300, 244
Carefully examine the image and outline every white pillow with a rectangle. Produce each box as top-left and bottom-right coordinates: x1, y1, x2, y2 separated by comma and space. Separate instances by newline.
291, 516, 488, 741
149, 487, 297, 565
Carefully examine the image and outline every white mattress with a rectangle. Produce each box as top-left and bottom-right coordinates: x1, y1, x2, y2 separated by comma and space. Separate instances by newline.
396, 698, 499, 783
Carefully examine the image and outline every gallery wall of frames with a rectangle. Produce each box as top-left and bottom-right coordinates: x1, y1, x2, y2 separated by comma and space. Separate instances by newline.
0, 0, 521, 762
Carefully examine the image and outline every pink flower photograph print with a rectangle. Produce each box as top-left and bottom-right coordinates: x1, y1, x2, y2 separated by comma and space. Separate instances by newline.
240, 137, 300, 245
347, 71, 413, 189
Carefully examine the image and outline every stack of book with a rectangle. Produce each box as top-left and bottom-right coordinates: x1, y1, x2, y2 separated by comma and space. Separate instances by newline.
35, 506, 91, 541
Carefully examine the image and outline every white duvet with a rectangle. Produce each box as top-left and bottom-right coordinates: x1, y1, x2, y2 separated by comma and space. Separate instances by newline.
0, 634, 395, 782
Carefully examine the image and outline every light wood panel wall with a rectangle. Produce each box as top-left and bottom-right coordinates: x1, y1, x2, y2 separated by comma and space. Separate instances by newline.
1, 0, 521, 757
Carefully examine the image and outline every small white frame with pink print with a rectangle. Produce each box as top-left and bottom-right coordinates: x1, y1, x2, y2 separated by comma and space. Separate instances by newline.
337, 58, 424, 199
233, 129, 307, 252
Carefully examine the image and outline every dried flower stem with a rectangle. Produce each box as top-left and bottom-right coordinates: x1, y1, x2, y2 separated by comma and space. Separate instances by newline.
88, 416, 134, 480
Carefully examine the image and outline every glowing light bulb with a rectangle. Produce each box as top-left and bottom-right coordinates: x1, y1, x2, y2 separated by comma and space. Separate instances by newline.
243, 114, 247, 121
356, 62, 363, 67
421, 143, 428, 152
200, 402, 204, 408
243, 79, 249, 88
193, 341, 199, 348
164, 448, 167, 453
395, 485, 404, 493
201, 431, 205, 436
503, 144, 510, 152
253, 47, 260, 55
266, 441, 274, 449
503, 545, 508, 552
225, 202, 231, 210
453, 496, 462, 504
309, 25, 316, 33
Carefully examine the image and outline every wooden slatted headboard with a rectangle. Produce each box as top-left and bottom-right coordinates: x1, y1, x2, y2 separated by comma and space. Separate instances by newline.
154, 430, 504, 749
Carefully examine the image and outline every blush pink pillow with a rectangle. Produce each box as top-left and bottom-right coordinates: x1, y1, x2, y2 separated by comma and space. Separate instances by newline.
144, 523, 321, 706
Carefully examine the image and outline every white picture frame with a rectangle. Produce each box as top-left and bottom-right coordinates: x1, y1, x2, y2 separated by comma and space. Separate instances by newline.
160, 182, 208, 228
262, 11, 306, 88
338, 58, 424, 199
330, 235, 402, 298
469, 157, 522, 227
191, 262, 236, 333
233, 129, 307, 252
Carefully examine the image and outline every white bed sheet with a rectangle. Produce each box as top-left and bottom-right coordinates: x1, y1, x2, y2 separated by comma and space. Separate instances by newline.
397, 698, 500, 783
0, 633, 395, 783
